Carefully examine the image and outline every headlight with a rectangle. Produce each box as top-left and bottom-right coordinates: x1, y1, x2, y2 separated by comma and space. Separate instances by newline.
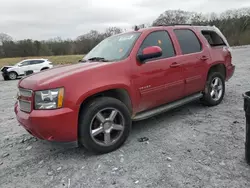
35, 88, 64, 110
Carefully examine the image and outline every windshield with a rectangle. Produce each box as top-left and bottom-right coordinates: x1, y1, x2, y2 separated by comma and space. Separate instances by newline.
83, 32, 141, 62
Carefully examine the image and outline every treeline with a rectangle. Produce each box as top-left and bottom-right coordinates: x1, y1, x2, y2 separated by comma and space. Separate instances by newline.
0, 27, 123, 58
1, 7, 250, 58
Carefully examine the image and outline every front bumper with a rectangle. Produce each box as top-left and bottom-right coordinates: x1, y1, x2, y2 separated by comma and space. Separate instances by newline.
2, 71, 8, 78
14, 102, 78, 142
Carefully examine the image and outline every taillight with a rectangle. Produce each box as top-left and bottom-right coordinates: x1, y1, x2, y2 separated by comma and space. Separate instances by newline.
223, 46, 232, 58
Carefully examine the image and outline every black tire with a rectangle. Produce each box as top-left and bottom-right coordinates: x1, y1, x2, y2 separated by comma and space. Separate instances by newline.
8, 71, 17, 80
78, 97, 131, 154
201, 72, 225, 106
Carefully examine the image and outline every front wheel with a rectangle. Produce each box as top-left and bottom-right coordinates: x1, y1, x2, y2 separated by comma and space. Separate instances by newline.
78, 97, 131, 154
8, 72, 17, 80
201, 72, 225, 106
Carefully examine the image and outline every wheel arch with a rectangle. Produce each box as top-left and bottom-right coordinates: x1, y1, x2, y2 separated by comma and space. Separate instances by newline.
77, 86, 134, 117
41, 67, 49, 71
8, 70, 18, 76
207, 63, 226, 80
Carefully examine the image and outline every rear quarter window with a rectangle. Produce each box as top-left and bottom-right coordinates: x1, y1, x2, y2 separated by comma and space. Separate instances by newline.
174, 29, 202, 55
201, 30, 226, 47
30, 60, 44, 65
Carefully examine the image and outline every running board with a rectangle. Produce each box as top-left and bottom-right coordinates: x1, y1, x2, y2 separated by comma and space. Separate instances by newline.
132, 93, 203, 121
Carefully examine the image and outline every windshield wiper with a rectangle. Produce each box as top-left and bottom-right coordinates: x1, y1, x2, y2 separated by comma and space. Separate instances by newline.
87, 57, 110, 62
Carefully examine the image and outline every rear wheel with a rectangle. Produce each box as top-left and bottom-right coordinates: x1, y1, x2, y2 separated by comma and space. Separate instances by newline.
8, 72, 17, 80
78, 97, 131, 154
201, 72, 225, 106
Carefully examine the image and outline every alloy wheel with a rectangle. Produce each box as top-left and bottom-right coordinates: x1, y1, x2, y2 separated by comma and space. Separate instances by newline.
90, 108, 125, 147
210, 77, 223, 101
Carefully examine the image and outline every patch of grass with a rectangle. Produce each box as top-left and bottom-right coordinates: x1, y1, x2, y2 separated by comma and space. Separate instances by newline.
0, 55, 84, 67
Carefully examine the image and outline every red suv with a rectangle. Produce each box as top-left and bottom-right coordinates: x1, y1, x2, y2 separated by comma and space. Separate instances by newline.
15, 24, 235, 154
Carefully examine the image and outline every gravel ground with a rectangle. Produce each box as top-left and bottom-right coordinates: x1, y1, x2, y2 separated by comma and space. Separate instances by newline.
0, 47, 250, 188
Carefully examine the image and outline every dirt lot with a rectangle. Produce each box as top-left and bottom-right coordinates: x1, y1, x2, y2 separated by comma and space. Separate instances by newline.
0, 47, 250, 188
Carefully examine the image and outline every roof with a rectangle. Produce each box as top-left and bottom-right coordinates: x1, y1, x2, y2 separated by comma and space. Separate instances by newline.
134, 24, 219, 32
21, 58, 48, 61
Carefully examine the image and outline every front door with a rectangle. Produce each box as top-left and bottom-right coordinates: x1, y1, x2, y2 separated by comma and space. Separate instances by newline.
133, 30, 185, 112
18, 61, 31, 75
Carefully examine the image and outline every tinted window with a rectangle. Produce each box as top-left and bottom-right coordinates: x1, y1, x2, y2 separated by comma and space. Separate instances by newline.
29, 60, 44, 65
20, 61, 30, 66
174, 29, 202, 54
138, 31, 175, 60
202, 30, 226, 47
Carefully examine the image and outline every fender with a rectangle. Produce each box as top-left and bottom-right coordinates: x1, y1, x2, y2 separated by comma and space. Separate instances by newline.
206, 61, 226, 78
76, 83, 134, 107
7, 67, 20, 75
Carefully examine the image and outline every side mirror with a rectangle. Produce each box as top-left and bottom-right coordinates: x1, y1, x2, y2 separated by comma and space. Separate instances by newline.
137, 46, 162, 63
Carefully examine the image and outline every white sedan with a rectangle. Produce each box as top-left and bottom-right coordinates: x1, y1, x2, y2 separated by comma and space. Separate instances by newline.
1, 59, 53, 80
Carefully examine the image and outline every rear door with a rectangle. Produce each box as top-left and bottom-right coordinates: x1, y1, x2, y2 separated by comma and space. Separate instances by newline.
133, 30, 185, 112
173, 28, 209, 96
30, 60, 45, 73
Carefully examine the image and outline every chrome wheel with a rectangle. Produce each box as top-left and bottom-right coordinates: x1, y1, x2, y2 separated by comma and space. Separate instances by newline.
90, 108, 125, 146
9, 72, 17, 80
210, 77, 223, 101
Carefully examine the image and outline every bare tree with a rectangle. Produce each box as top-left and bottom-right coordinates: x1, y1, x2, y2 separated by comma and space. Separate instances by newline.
0, 33, 12, 45
152, 10, 195, 26
104, 27, 123, 37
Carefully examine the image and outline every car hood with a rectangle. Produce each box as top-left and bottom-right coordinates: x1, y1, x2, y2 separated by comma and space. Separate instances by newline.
1, 66, 14, 71
18, 62, 109, 90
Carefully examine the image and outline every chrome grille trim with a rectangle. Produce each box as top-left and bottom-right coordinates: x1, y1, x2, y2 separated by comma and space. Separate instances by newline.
18, 88, 33, 113
19, 99, 32, 113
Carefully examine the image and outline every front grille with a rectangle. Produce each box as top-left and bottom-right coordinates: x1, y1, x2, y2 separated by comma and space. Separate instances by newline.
19, 100, 32, 112
18, 88, 33, 113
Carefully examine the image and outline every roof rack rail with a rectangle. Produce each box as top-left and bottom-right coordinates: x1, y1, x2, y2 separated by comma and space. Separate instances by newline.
154, 23, 192, 26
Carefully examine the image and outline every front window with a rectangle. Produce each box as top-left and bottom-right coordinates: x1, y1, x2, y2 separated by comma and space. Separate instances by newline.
15, 61, 29, 67
83, 32, 141, 62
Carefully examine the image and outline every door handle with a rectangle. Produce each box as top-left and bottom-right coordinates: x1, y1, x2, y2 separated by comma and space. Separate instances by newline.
200, 55, 209, 60
170, 62, 180, 68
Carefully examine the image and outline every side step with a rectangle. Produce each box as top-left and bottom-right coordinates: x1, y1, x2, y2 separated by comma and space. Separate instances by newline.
132, 93, 203, 121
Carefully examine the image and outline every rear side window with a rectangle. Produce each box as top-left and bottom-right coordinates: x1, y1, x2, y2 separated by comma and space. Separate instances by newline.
36, 60, 45, 64
30, 60, 44, 65
138, 30, 176, 60
174, 29, 202, 54
201, 30, 226, 47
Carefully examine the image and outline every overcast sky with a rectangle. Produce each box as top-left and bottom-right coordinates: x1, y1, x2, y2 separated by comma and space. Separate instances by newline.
1, 0, 250, 40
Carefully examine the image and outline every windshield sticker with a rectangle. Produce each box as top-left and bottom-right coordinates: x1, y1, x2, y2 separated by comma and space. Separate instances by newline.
158, 40, 162, 45
119, 48, 124, 52
118, 35, 134, 41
